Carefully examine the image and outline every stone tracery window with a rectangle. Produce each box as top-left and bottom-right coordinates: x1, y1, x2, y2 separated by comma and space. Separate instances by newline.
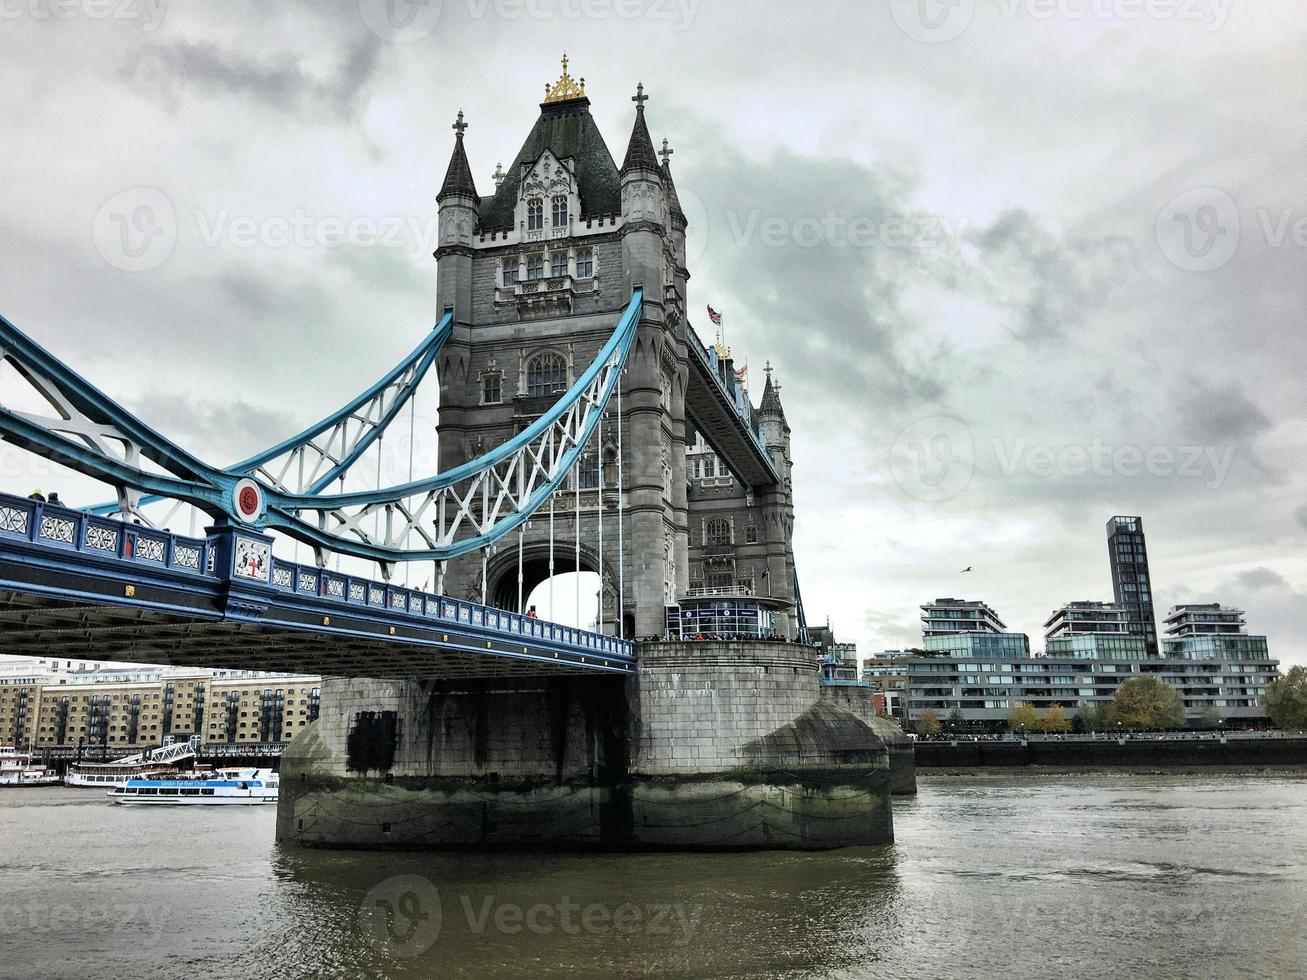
527, 198, 544, 231
552, 195, 568, 227
705, 517, 732, 547
526, 351, 567, 398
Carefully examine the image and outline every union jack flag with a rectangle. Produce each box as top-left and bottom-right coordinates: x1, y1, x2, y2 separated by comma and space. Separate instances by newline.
706, 305, 722, 326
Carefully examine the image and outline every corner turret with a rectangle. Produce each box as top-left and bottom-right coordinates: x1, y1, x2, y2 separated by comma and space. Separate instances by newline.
435, 110, 479, 321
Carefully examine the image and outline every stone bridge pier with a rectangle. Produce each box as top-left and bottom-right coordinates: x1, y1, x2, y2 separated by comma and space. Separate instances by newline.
276, 641, 894, 851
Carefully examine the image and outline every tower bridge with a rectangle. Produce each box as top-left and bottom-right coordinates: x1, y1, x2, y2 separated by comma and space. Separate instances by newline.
0, 58, 904, 850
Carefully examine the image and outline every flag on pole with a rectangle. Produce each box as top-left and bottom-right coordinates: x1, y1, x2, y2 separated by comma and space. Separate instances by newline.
734, 364, 748, 382
707, 305, 722, 326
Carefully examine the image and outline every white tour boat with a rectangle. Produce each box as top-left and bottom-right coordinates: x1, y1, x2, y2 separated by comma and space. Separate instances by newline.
0, 746, 60, 787
108, 767, 279, 805
65, 736, 203, 788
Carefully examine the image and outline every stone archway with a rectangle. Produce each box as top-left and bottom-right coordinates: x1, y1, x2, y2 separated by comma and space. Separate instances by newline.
485, 541, 619, 622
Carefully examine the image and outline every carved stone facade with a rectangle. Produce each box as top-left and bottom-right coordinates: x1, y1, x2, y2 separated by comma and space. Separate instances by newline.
433, 82, 691, 638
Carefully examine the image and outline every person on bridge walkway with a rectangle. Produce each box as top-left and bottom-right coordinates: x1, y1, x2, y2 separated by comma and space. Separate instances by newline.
527, 606, 538, 619
28, 489, 44, 501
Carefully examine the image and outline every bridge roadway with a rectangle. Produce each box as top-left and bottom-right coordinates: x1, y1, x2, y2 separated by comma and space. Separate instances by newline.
0, 493, 635, 679
684, 322, 779, 488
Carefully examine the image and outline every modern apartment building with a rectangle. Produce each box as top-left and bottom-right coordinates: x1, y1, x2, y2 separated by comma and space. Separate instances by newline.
921, 598, 1006, 636
920, 599, 1031, 658
1162, 604, 1271, 661
863, 647, 1279, 728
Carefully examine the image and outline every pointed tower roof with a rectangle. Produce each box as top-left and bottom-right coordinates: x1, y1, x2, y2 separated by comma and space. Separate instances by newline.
621, 82, 661, 175
760, 363, 787, 419
478, 57, 620, 231
660, 138, 684, 219
437, 110, 479, 202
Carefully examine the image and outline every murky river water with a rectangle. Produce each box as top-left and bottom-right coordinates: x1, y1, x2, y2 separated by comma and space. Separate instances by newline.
1, 772, 1304, 978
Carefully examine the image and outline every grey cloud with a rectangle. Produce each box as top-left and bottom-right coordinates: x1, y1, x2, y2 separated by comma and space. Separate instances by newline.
121, 37, 383, 120
1296, 504, 1307, 532
126, 392, 298, 466
1174, 378, 1271, 446
966, 209, 1137, 350
681, 141, 954, 420
1235, 567, 1289, 593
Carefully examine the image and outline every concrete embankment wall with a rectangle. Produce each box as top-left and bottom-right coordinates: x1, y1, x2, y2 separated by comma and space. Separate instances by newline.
915, 737, 1307, 768
277, 642, 895, 851
816, 686, 917, 795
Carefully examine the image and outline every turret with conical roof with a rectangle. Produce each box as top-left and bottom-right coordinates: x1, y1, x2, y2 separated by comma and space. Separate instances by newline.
619, 82, 668, 300
759, 363, 792, 490
438, 110, 479, 203
660, 137, 688, 319
435, 110, 479, 321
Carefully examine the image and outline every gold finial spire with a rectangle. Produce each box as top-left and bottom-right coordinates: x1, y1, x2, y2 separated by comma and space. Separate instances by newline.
544, 53, 586, 103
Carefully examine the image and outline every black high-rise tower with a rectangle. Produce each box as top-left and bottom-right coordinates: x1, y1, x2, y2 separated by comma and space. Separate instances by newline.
1106, 516, 1157, 656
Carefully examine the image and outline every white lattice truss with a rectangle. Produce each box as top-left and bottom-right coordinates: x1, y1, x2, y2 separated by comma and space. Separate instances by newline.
0, 341, 211, 523
240, 358, 425, 498
278, 342, 623, 564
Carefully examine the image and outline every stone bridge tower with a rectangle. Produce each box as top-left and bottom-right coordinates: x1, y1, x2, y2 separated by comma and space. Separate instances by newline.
685, 362, 798, 637
432, 60, 691, 637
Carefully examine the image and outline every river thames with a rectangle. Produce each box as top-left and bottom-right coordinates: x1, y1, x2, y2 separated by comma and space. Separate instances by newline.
1, 772, 1304, 978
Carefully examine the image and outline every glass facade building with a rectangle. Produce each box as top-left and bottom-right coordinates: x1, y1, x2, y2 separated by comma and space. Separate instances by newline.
864, 652, 1280, 727
1107, 516, 1158, 656
1044, 633, 1149, 661
924, 632, 1031, 658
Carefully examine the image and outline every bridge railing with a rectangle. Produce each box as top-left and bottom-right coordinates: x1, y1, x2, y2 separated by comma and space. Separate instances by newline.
685, 323, 769, 453
0, 490, 633, 660
0, 493, 212, 577
266, 555, 633, 659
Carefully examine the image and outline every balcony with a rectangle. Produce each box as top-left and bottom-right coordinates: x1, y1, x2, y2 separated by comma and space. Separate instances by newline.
495, 275, 599, 318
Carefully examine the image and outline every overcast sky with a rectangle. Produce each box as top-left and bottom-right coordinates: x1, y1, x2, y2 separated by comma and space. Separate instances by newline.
1, 0, 1303, 667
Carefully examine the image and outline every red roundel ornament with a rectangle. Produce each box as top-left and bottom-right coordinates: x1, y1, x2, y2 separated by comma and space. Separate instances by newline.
232, 479, 264, 523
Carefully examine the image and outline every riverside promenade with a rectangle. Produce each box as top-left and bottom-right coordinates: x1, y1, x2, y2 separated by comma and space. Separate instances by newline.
914, 732, 1307, 768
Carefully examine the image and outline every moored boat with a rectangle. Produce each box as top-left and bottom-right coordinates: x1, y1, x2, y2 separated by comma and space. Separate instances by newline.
108, 768, 279, 805
65, 736, 205, 788
0, 746, 60, 787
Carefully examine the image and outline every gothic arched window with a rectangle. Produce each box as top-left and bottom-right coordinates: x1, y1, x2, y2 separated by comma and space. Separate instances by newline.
526, 351, 567, 398
527, 198, 544, 231
552, 195, 568, 227
705, 517, 732, 547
